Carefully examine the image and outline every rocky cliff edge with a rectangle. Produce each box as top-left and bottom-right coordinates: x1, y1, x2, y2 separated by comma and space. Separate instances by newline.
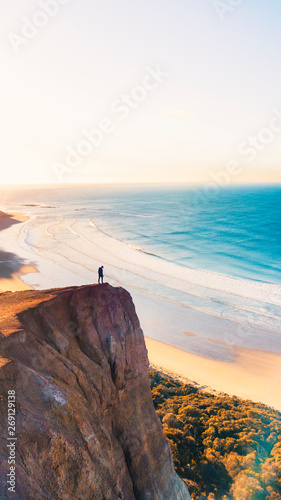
0, 283, 190, 500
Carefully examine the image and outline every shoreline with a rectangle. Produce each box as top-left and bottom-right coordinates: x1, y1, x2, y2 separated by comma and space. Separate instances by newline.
0, 211, 36, 293
0, 205, 280, 411
145, 336, 281, 412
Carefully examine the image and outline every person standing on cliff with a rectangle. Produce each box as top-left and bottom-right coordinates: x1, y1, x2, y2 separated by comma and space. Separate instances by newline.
98, 266, 104, 284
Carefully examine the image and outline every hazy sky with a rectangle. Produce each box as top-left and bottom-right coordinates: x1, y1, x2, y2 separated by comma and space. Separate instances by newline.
1, 0, 281, 184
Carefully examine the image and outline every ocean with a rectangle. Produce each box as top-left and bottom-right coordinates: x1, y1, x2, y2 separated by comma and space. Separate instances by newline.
1, 183, 281, 347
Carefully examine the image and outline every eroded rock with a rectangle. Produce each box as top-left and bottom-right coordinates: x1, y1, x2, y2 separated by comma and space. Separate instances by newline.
0, 284, 190, 499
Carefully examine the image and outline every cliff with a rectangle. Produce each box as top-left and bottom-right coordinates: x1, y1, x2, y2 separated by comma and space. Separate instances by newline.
0, 283, 190, 500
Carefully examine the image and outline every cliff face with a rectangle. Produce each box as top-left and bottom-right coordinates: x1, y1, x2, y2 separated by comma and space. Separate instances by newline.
0, 284, 190, 500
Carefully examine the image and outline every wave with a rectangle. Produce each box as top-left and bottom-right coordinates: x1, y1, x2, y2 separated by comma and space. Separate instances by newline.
115, 212, 156, 218
12, 214, 281, 343
86, 219, 281, 309
20, 203, 56, 209
128, 244, 157, 256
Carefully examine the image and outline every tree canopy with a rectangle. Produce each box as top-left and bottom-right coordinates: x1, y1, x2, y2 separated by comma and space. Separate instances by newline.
150, 370, 281, 500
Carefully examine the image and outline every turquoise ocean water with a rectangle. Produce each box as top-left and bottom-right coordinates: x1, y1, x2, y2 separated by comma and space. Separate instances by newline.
2, 183, 281, 285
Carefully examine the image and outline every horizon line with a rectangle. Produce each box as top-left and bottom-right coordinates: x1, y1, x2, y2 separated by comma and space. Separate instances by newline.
1, 180, 281, 189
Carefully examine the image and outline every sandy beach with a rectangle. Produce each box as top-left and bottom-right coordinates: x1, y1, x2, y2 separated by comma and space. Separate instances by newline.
0, 265, 37, 293
145, 337, 281, 411
0, 211, 35, 293
0, 210, 28, 229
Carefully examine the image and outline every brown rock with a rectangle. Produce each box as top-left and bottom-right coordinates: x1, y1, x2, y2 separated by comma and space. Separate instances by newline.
0, 284, 190, 499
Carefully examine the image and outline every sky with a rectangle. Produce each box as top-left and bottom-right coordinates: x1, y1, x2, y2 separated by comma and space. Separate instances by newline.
1, 0, 281, 185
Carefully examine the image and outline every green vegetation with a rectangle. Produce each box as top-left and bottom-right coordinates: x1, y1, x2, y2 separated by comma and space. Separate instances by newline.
149, 370, 281, 500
